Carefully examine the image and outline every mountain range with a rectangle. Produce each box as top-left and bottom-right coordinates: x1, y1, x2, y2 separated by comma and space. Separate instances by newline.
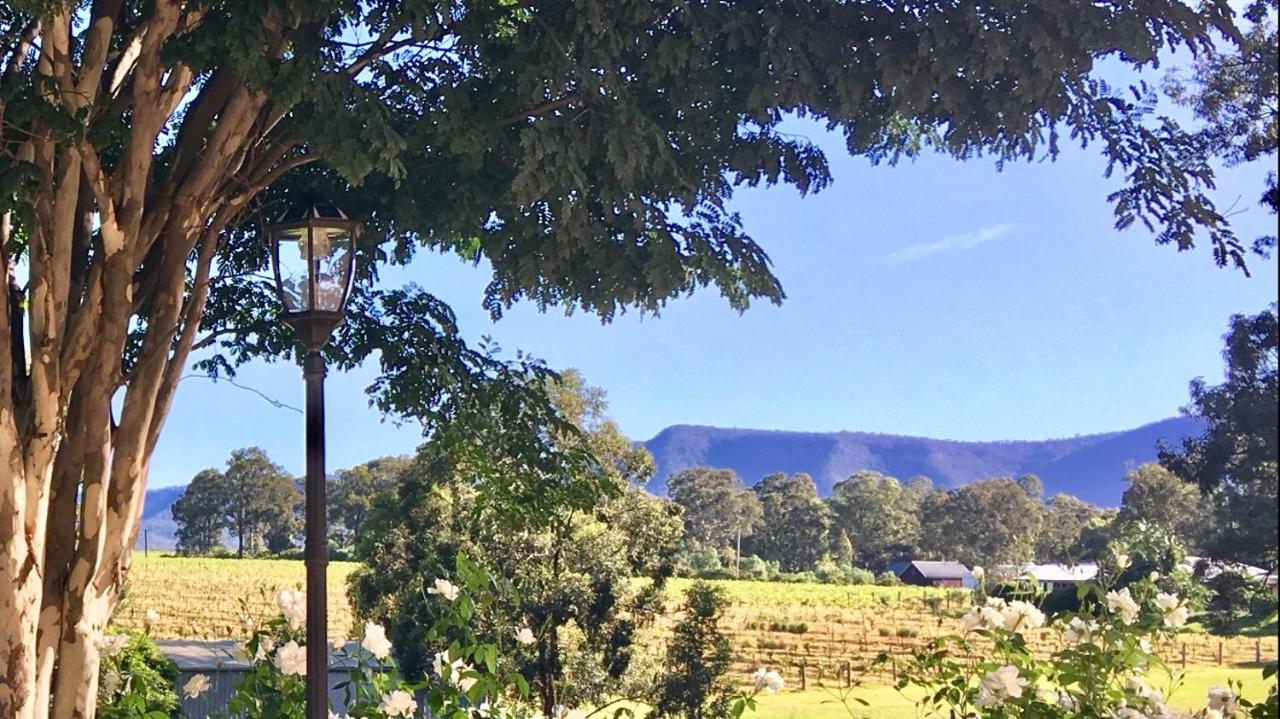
138, 416, 1202, 549
639, 416, 1203, 506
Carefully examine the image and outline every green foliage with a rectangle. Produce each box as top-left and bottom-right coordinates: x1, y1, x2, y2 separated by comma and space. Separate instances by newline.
920, 478, 1043, 570
735, 556, 780, 582
226, 557, 540, 719
1036, 494, 1108, 564
172, 469, 231, 556
1118, 464, 1204, 547
1166, 0, 1279, 256
328, 456, 412, 546
96, 630, 179, 719
748, 473, 830, 572
1160, 305, 1279, 571
827, 471, 925, 569
349, 371, 681, 716
651, 583, 735, 719
667, 467, 761, 551
172, 448, 301, 557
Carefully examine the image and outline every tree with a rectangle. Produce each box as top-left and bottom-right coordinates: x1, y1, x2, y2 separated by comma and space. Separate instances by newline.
220, 448, 299, 557
1035, 493, 1105, 564
1166, 0, 1278, 256
328, 456, 412, 546
1016, 474, 1046, 503
827, 471, 923, 569
170, 469, 229, 555
1117, 464, 1203, 546
749, 472, 830, 572
350, 371, 680, 715
1160, 306, 1279, 570
651, 583, 734, 719
832, 529, 855, 567
667, 466, 759, 551
0, 2, 1259, 714
920, 478, 1043, 570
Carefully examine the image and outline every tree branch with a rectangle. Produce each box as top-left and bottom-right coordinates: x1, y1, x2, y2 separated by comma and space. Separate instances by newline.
499, 94, 580, 126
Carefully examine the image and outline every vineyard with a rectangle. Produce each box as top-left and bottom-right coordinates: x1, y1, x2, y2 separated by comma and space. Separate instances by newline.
118, 556, 1278, 685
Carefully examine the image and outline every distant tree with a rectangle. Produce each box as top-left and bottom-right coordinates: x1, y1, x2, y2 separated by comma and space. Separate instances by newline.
920, 478, 1043, 569
329, 456, 413, 545
827, 471, 922, 569
667, 467, 759, 550
832, 529, 855, 567
1118, 464, 1203, 546
749, 473, 830, 572
650, 582, 734, 719
1035, 493, 1105, 564
170, 470, 229, 555
1160, 306, 1279, 570
1016, 474, 1046, 503
220, 448, 300, 556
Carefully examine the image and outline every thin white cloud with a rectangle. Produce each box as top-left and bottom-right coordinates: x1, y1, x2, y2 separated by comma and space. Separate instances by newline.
884, 223, 1016, 265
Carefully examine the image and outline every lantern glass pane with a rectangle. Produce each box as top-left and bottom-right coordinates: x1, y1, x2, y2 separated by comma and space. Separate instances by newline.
274, 226, 311, 312
313, 226, 353, 312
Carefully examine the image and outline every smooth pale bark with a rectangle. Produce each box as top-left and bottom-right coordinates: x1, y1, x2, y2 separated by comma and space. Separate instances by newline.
0, 4, 311, 717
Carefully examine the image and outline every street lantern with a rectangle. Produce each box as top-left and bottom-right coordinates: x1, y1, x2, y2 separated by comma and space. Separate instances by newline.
267, 200, 359, 719
268, 202, 359, 350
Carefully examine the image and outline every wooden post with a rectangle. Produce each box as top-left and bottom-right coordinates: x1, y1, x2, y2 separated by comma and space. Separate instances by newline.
799, 662, 807, 691
891, 655, 898, 683
844, 661, 851, 688
1256, 640, 1262, 664
1217, 641, 1224, 666
1181, 644, 1187, 669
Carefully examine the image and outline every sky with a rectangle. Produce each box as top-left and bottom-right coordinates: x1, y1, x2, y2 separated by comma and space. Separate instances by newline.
148, 103, 1280, 489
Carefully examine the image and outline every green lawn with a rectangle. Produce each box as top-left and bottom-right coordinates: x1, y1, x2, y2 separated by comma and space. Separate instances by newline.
743, 667, 1273, 719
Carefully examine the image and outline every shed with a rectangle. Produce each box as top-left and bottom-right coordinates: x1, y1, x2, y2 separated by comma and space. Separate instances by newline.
1020, 563, 1098, 591
159, 640, 368, 717
897, 560, 973, 588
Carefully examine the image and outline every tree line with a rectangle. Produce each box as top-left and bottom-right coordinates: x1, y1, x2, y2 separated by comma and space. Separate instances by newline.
173, 306, 1276, 581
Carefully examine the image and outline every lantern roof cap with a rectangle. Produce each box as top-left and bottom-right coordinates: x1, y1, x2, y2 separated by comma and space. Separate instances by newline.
275, 201, 350, 223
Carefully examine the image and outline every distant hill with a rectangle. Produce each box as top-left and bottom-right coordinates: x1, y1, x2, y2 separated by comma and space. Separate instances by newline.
640, 417, 1204, 507
137, 416, 1203, 548
138, 485, 184, 551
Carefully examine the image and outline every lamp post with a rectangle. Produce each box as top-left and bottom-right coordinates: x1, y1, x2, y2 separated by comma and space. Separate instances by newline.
267, 201, 359, 719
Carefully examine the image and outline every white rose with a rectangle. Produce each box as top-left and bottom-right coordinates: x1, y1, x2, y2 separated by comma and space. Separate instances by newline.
1065, 617, 1099, 645
274, 640, 307, 676
1106, 588, 1140, 624
183, 674, 212, 699
515, 627, 536, 645
1207, 686, 1237, 714
99, 634, 130, 658
276, 589, 307, 630
979, 665, 1027, 706
428, 578, 461, 601
1115, 553, 1132, 570
1001, 600, 1046, 632
763, 670, 784, 694
379, 689, 418, 718
143, 609, 160, 626
361, 622, 393, 660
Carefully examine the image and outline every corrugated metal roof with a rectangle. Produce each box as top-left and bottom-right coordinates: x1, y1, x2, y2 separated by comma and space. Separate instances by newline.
906, 561, 970, 579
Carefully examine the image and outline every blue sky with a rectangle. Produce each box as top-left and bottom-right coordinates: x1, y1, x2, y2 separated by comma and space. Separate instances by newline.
149, 117, 1279, 488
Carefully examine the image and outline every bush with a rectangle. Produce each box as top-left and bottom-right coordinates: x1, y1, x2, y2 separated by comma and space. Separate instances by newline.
97, 629, 180, 719
874, 571, 901, 586
847, 568, 875, 585
651, 583, 733, 719
737, 555, 779, 581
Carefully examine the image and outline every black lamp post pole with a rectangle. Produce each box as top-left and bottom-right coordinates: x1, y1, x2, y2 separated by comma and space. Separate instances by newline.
303, 350, 329, 719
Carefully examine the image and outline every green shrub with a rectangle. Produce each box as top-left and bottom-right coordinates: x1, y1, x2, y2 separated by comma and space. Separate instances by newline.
96, 629, 180, 719
848, 568, 875, 585
874, 571, 901, 586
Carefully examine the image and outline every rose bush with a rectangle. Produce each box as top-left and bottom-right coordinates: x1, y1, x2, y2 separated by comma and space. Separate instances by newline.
889, 561, 1278, 719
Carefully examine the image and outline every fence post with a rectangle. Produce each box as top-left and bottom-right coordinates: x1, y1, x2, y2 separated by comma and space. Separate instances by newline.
1217, 641, 1224, 666
1257, 640, 1262, 664
844, 661, 851, 688
1181, 644, 1187, 669
799, 662, 807, 691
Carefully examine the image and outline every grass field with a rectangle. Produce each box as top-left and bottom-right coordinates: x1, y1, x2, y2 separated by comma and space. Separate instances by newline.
119, 555, 1278, 715
744, 666, 1273, 718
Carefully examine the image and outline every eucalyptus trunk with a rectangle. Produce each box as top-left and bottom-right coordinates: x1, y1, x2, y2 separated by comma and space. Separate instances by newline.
0, 5, 307, 717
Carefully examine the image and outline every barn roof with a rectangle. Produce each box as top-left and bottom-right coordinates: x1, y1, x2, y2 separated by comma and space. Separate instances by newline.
905, 560, 970, 579
1021, 563, 1099, 583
